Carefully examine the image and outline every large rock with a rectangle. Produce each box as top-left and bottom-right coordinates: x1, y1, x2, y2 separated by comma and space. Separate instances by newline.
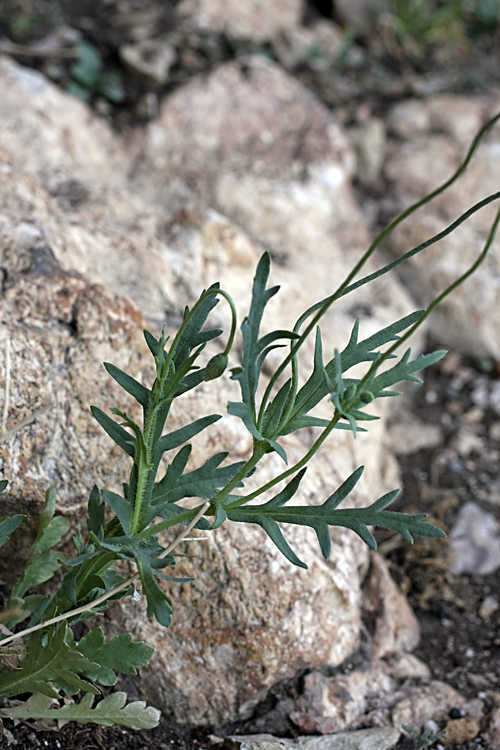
383, 93, 500, 358
141, 57, 420, 369
177, 0, 304, 42
0, 54, 423, 726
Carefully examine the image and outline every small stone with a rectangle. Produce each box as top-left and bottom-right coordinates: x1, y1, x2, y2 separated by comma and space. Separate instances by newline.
449, 502, 500, 576
468, 673, 489, 688
120, 38, 177, 85
479, 595, 499, 619
442, 717, 479, 745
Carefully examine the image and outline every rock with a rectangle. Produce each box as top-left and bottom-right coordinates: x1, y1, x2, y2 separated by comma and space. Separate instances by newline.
485, 705, 500, 749
383, 92, 500, 358
442, 717, 480, 745
225, 727, 400, 750
290, 667, 396, 734
0, 54, 175, 330
141, 56, 421, 389
333, 0, 386, 27
361, 552, 420, 658
272, 20, 344, 72
391, 680, 468, 732
176, 0, 303, 42
120, 38, 177, 85
479, 595, 499, 619
348, 118, 386, 188
449, 502, 500, 576
386, 410, 442, 456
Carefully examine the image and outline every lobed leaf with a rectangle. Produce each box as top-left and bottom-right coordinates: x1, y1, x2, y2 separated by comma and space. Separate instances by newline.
78, 628, 154, 686
0, 691, 160, 730
0, 514, 25, 551
0, 624, 99, 700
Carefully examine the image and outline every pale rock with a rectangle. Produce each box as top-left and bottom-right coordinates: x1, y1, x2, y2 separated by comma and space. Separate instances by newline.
348, 118, 386, 188
361, 552, 420, 658
383, 92, 500, 358
485, 705, 500, 749
120, 38, 177, 85
333, 0, 386, 26
177, 0, 303, 41
449, 502, 500, 575
386, 411, 442, 456
391, 680, 467, 731
479, 595, 499, 619
290, 667, 395, 734
226, 727, 400, 750
272, 20, 344, 72
0, 54, 175, 329
442, 717, 480, 745
141, 57, 355, 181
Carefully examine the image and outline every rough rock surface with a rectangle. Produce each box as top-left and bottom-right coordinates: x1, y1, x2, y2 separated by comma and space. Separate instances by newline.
0, 53, 424, 726
176, 0, 304, 42
383, 92, 500, 358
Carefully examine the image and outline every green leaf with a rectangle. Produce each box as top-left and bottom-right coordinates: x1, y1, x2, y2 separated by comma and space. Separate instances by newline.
71, 41, 102, 89
0, 480, 8, 495
287, 313, 424, 427
0, 514, 25, 550
98, 70, 125, 103
0, 691, 160, 730
151, 446, 246, 510
101, 490, 133, 535
78, 628, 154, 687
136, 559, 173, 627
91, 406, 136, 457
9, 486, 69, 600
226, 467, 445, 567
153, 415, 222, 463
104, 363, 149, 408
0, 624, 99, 699
230, 252, 280, 419
369, 348, 447, 396
87, 485, 106, 537
227, 402, 287, 461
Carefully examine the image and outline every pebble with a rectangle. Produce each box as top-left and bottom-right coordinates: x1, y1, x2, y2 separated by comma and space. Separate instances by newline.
442, 717, 479, 745
479, 595, 499, 619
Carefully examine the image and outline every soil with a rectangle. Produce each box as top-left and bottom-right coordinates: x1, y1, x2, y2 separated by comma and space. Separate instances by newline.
0, 1, 500, 748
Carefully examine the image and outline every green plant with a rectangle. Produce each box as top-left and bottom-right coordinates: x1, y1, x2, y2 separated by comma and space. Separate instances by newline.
402, 723, 447, 749
68, 41, 125, 104
381, 0, 500, 57
0, 114, 499, 732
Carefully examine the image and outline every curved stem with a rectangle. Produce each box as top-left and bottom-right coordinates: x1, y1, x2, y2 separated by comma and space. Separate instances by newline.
358, 201, 500, 393
258, 113, 500, 418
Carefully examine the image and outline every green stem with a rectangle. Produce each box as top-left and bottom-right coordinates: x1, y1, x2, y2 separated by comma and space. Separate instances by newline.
0, 503, 210, 648
358, 201, 500, 392
257, 112, 500, 419
225, 410, 343, 510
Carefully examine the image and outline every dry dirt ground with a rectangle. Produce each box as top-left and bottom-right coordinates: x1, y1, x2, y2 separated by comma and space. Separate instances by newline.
0, 2, 499, 748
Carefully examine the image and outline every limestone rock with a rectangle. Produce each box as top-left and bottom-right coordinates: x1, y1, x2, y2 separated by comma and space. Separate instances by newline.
384, 92, 500, 358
